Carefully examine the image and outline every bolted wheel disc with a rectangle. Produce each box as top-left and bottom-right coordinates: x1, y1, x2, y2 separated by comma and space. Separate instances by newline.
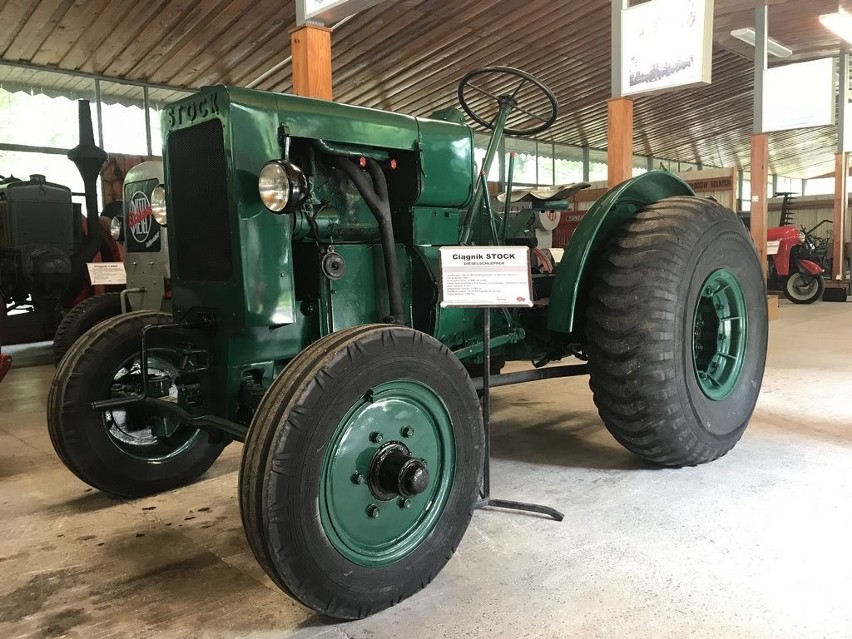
239, 324, 483, 620
691, 268, 748, 401
320, 380, 455, 566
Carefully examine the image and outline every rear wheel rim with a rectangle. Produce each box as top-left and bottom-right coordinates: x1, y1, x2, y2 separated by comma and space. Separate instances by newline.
319, 380, 455, 567
692, 269, 748, 400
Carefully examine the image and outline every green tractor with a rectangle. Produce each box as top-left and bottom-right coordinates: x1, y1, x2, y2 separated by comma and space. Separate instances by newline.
48, 68, 767, 619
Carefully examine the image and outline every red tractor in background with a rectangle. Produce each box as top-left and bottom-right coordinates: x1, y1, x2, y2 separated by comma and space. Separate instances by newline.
739, 192, 826, 304
767, 192, 825, 304
767, 224, 825, 303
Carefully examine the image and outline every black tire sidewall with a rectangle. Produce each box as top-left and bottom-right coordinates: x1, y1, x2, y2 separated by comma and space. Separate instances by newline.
677, 222, 768, 439
258, 328, 483, 617
54, 293, 122, 364
51, 313, 223, 496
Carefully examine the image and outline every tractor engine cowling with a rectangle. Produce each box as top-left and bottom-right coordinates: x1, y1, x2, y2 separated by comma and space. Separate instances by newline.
161, 86, 476, 419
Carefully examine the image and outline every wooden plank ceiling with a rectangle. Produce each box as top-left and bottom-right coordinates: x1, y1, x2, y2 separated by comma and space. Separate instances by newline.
0, 0, 847, 178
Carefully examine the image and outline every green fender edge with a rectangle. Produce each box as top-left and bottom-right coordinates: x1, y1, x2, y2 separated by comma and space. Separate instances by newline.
547, 170, 696, 335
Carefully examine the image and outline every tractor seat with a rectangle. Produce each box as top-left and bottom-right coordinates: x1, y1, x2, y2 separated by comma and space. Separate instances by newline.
497, 182, 591, 203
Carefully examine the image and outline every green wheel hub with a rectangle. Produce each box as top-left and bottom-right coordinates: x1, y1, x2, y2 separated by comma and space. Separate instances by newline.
692, 268, 748, 400
102, 352, 202, 462
320, 380, 455, 567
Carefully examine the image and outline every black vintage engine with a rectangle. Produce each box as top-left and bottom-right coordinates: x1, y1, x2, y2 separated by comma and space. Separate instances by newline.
0, 101, 107, 343
0, 176, 80, 339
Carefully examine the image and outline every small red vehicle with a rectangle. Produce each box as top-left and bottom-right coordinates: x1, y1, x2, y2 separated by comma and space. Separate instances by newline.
767, 225, 825, 304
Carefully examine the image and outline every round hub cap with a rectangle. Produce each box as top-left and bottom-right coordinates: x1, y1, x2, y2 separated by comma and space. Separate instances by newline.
319, 380, 455, 567
692, 268, 748, 400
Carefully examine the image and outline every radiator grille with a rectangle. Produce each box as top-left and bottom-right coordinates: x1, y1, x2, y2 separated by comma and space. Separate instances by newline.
167, 119, 233, 281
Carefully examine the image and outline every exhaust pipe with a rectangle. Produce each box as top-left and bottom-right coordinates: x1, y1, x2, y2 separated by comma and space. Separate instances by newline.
68, 100, 108, 268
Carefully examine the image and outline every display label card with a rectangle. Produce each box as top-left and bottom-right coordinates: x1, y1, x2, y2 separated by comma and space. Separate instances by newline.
439, 246, 533, 308
87, 262, 127, 286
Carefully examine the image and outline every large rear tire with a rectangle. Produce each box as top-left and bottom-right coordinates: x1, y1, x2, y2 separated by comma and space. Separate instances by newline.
240, 325, 483, 619
47, 311, 225, 497
53, 292, 123, 365
585, 196, 768, 466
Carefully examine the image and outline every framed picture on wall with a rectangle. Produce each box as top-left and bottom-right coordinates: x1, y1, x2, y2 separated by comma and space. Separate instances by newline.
620, 0, 714, 96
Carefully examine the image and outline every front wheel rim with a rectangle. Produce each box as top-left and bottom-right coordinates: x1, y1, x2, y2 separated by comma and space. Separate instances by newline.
319, 380, 455, 567
101, 350, 202, 462
692, 269, 748, 400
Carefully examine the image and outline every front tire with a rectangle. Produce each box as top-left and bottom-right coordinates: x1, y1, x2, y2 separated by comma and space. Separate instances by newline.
585, 197, 768, 466
783, 272, 824, 304
47, 311, 225, 497
240, 325, 483, 620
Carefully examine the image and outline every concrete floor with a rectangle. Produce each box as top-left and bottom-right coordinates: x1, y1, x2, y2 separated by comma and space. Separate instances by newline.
1, 301, 851, 639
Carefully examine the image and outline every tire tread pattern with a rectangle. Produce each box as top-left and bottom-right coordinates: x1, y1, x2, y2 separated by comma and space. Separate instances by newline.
239, 325, 483, 620
53, 292, 123, 365
585, 196, 764, 467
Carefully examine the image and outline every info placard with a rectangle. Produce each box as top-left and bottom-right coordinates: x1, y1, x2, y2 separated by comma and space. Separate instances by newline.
439, 246, 533, 308
86, 262, 127, 286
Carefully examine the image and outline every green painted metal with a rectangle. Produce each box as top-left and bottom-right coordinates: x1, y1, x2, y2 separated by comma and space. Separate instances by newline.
459, 107, 509, 244
156, 85, 711, 432
319, 380, 455, 566
500, 153, 515, 242
547, 171, 696, 335
416, 117, 475, 208
104, 352, 204, 461
161, 86, 479, 422
691, 268, 748, 400
319, 244, 413, 332
412, 208, 462, 246
452, 327, 524, 360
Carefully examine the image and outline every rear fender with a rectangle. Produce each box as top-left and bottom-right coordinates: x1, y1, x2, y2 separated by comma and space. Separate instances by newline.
547, 171, 695, 335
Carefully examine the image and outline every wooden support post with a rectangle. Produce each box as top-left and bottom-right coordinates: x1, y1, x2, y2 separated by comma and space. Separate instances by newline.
833, 152, 848, 280
607, 97, 633, 188
835, 49, 850, 283
290, 24, 332, 100
750, 133, 769, 280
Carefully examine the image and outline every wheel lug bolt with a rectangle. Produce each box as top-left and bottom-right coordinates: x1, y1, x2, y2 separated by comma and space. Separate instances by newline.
351, 473, 365, 485
370, 432, 384, 443
367, 504, 380, 518
398, 498, 411, 509
402, 426, 414, 438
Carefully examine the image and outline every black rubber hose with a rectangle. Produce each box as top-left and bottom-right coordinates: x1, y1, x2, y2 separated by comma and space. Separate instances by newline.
333, 157, 405, 324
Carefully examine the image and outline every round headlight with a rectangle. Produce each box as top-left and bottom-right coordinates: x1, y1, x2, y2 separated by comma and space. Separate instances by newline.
797, 230, 806, 244
151, 185, 168, 226
110, 215, 122, 240
259, 161, 307, 214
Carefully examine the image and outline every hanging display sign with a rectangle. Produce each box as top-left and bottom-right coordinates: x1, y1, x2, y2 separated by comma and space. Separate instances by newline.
296, 0, 385, 26
762, 58, 835, 133
439, 247, 533, 308
620, 0, 714, 96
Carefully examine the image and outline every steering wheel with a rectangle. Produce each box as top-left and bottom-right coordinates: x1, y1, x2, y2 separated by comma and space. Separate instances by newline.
457, 66, 558, 136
